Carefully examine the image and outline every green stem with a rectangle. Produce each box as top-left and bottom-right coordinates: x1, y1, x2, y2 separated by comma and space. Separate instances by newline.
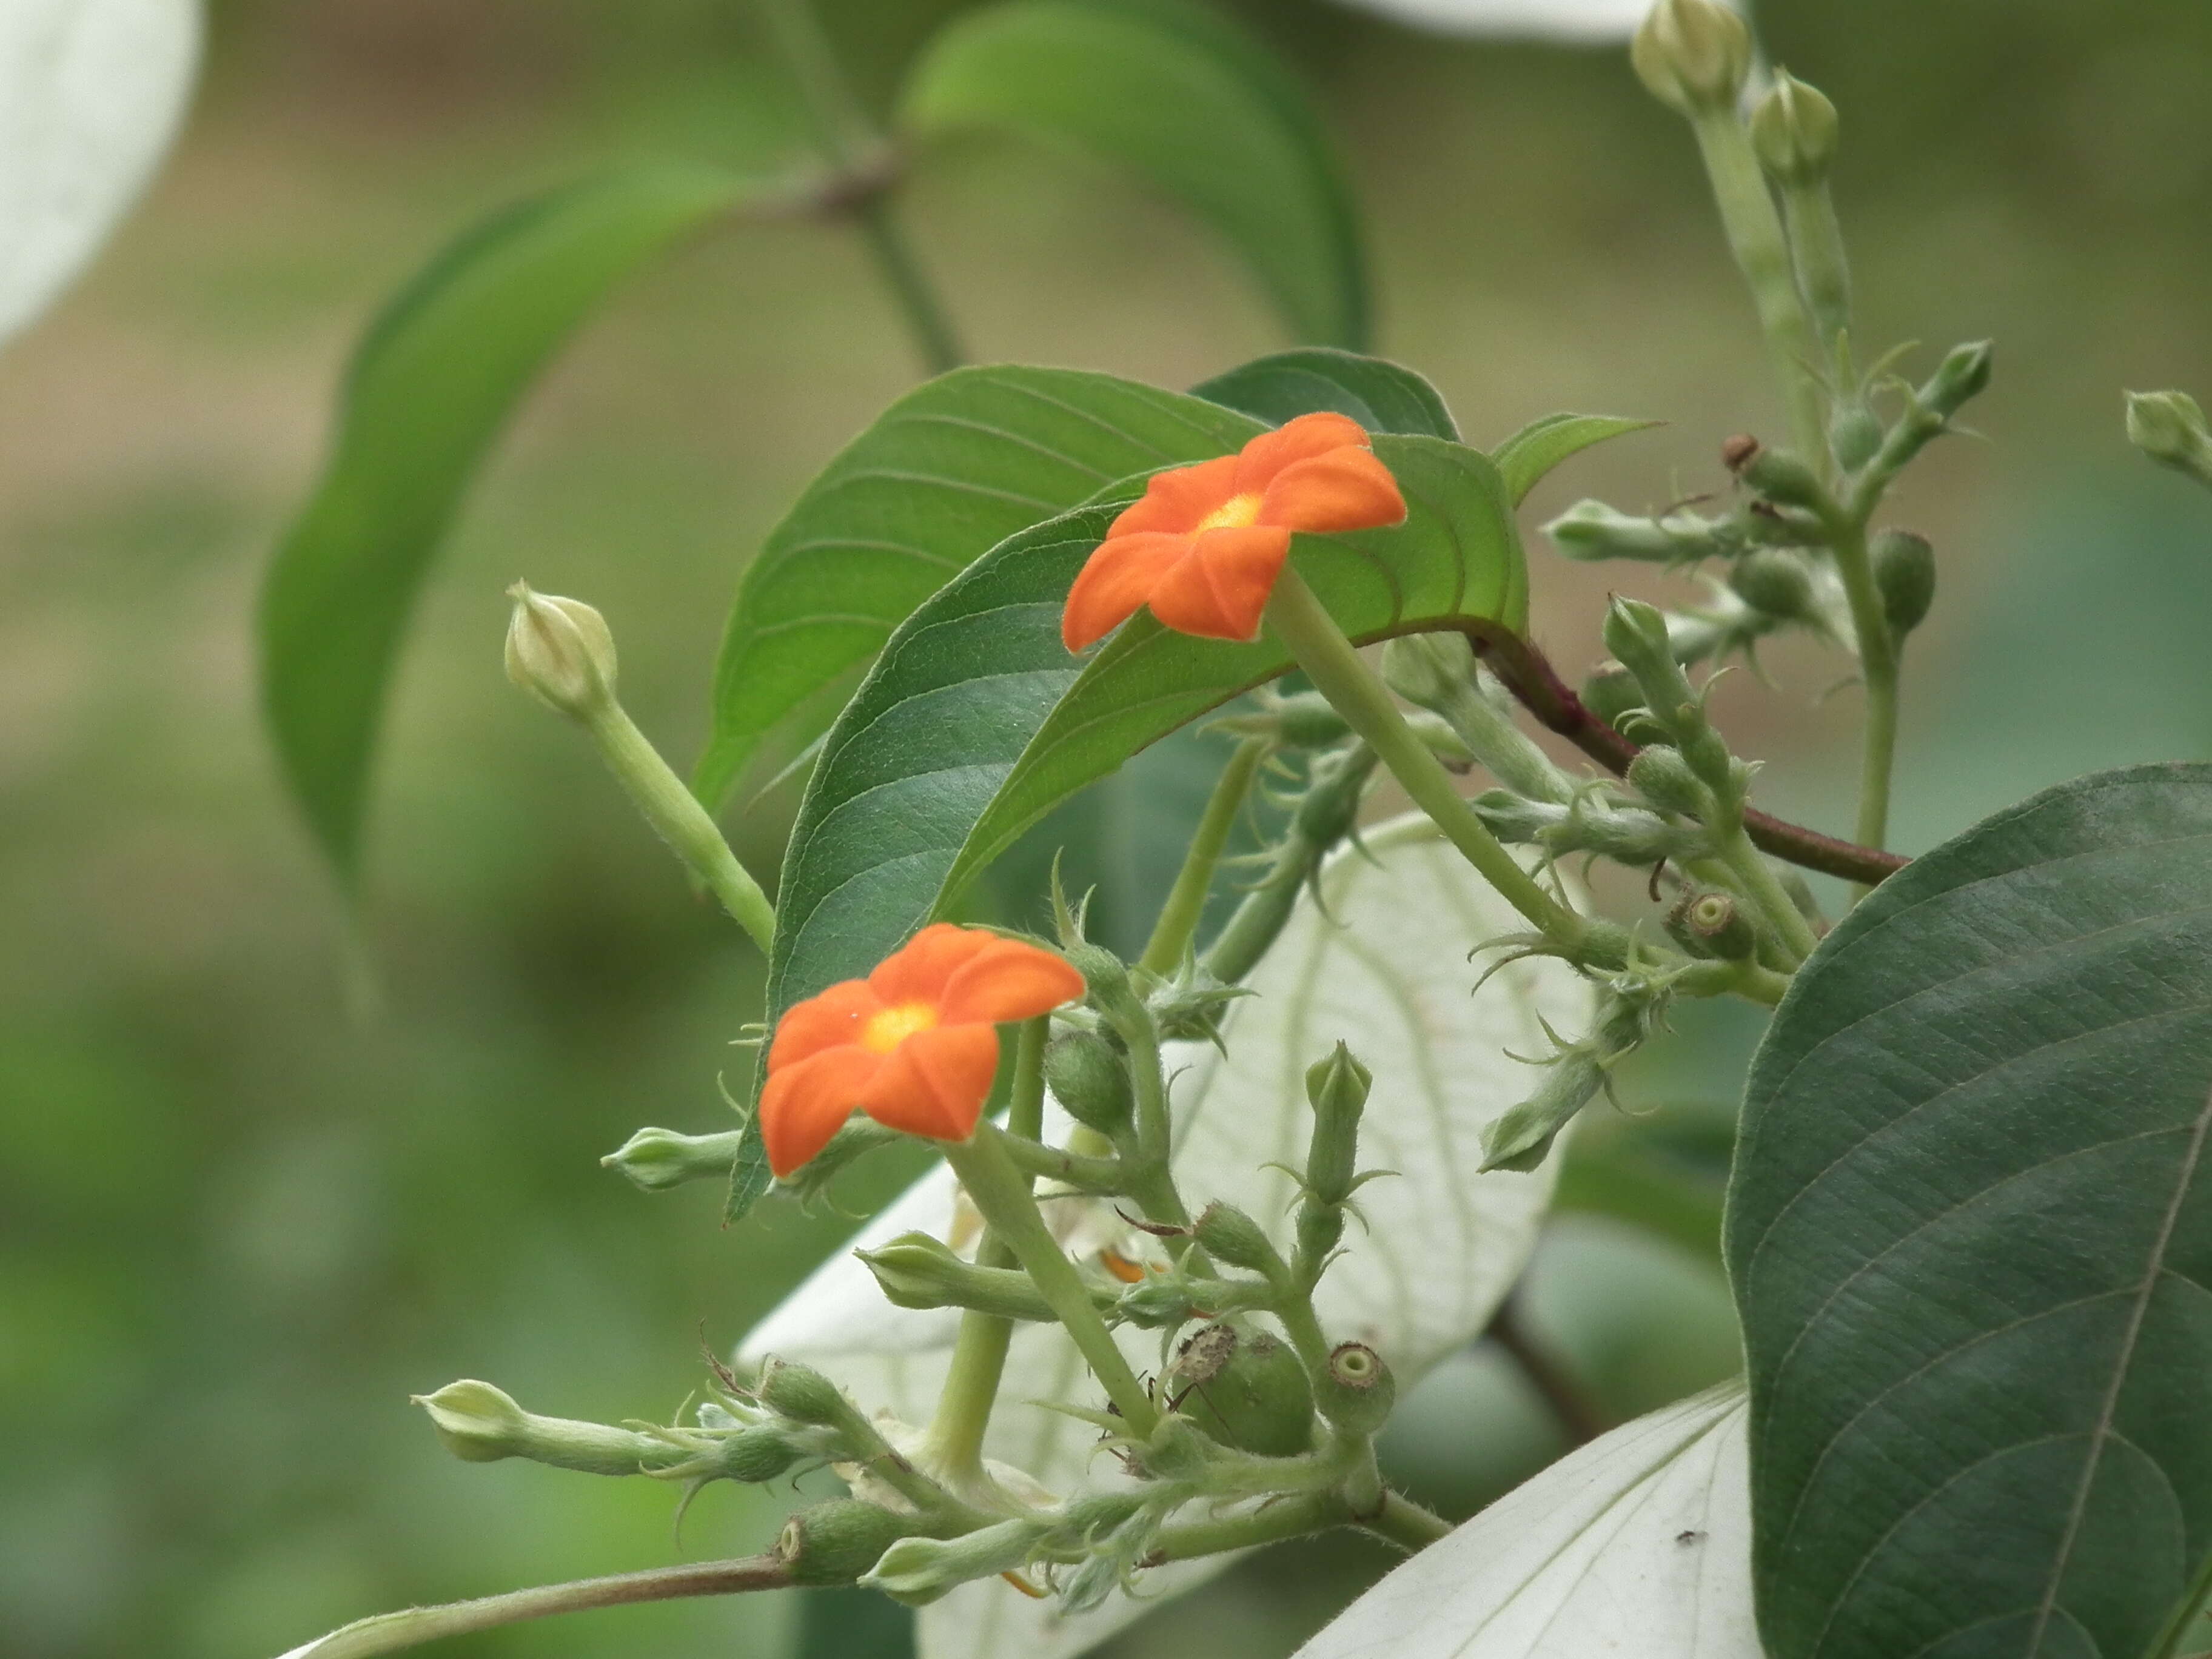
1262, 571, 1604, 964
1715, 823, 1821, 964
753, 0, 965, 375
996, 1132, 1125, 1194
1365, 1492, 1453, 1552
1149, 1491, 1347, 1561
1691, 109, 1830, 472
584, 705, 776, 952
943, 1127, 1158, 1436
272, 1555, 792, 1659
1140, 737, 1269, 976
1780, 180, 1852, 367
1825, 514, 1899, 885
924, 1019, 1049, 1476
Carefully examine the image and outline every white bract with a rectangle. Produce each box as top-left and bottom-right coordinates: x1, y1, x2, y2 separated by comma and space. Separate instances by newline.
0, 0, 199, 345
1329, 0, 1744, 44
740, 814, 1595, 1659
1294, 1383, 1757, 1659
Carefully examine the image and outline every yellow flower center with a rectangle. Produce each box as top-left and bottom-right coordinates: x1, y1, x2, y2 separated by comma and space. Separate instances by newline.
1194, 491, 1263, 533
862, 1000, 939, 1054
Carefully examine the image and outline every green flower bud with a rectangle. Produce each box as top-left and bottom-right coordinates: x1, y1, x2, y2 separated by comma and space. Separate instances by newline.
860, 1517, 1047, 1606
1303, 1041, 1372, 1210
1669, 889, 1757, 962
1134, 1413, 1215, 1483
1631, 0, 1752, 116
1627, 745, 1711, 819
1065, 942, 1144, 1027
600, 1125, 743, 1193
1380, 632, 1476, 712
1740, 446, 1828, 511
1580, 663, 1643, 732
412, 1380, 672, 1476
752, 1356, 850, 1428
1749, 70, 1840, 186
709, 1424, 809, 1485
1043, 1031, 1133, 1134
1830, 401, 1883, 473
1871, 529, 1936, 637
1727, 548, 1818, 623
1191, 1202, 1284, 1279
1168, 1324, 1316, 1457
504, 582, 618, 722
1269, 691, 1354, 749
1927, 341, 1994, 419
857, 1232, 1073, 1322
776, 1499, 913, 1587
1114, 1272, 1204, 1329
1546, 499, 1707, 564
1312, 1342, 1396, 1436
2127, 390, 2212, 483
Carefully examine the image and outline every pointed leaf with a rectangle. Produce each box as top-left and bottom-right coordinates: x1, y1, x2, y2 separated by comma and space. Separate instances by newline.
1491, 411, 1656, 505
1193, 347, 1459, 439
1295, 1384, 1757, 1659
899, 0, 1367, 349
739, 815, 1592, 1659
260, 166, 748, 881
695, 366, 1257, 808
0, 0, 199, 344
1729, 763, 2212, 1659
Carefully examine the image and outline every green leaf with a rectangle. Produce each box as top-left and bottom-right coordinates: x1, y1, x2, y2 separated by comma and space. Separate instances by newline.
1492, 412, 1657, 506
899, 0, 1367, 349
694, 366, 1258, 809
1729, 763, 2212, 1659
1191, 347, 1458, 439
260, 166, 746, 882
728, 432, 1525, 1222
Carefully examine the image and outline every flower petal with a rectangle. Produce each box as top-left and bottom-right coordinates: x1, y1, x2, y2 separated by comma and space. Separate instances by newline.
760, 1045, 885, 1176
1105, 454, 1241, 537
1145, 524, 1292, 642
1232, 411, 1373, 494
1061, 531, 1191, 652
1258, 447, 1408, 534
858, 1022, 1002, 1142
936, 937, 1087, 1027
768, 978, 885, 1071
868, 922, 997, 1006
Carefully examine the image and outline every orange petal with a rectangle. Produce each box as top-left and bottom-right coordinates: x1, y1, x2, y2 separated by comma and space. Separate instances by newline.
868, 922, 996, 1006
1145, 524, 1292, 642
936, 936, 1087, 1025
1233, 412, 1373, 494
1106, 455, 1240, 538
857, 1022, 1001, 1143
1062, 531, 1190, 652
1257, 447, 1407, 535
768, 979, 885, 1072
760, 1045, 885, 1177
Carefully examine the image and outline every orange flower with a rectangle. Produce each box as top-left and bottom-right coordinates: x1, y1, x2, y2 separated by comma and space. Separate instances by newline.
1061, 411, 1407, 652
760, 923, 1087, 1178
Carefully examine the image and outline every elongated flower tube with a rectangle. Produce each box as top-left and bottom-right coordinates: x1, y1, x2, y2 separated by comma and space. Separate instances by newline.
761, 924, 1085, 1178
1061, 412, 1406, 651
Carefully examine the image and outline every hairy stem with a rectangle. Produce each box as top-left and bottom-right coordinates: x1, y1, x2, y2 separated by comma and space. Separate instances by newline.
1140, 737, 1270, 976
1365, 1491, 1455, 1552
1826, 514, 1900, 888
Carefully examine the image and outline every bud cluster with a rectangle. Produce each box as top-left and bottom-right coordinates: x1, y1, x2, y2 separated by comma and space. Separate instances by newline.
1475, 784, 1714, 870
1603, 597, 1751, 823
1480, 984, 1669, 1173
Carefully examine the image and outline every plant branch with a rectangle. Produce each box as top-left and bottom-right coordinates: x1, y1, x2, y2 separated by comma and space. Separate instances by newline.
1487, 1298, 1605, 1449
1140, 736, 1270, 975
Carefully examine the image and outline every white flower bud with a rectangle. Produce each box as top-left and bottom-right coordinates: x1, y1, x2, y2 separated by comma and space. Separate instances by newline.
1751, 70, 1840, 186
2127, 390, 2212, 485
504, 581, 618, 720
1631, 0, 1752, 117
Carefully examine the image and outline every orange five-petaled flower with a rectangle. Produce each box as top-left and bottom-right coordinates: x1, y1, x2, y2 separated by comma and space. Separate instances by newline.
760, 923, 1086, 1178
1061, 411, 1407, 653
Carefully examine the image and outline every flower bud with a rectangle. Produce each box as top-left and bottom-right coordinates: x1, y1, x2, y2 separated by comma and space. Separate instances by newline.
1546, 499, 1700, 564
1380, 632, 1476, 710
1580, 663, 1643, 732
1740, 446, 1827, 511
1871, 529, 1936, 637
1632, 0, 1751, 117
1043, 1031, 1133, 1134
1114, 1271, 1204, 1329
1627, 745, 1711, 819
1191, 1202, 1284, 1278
752, 1356, 851, 1428
2127, 390, 2212, 483
1303, 1041, 1372, 1210
1669, 889, 1757, 961
1830, 401, 1883, 473
857, 1232, 1069, 1322
1749, 70, 1840, 186
1065, 942, 1145, 1027
412, 1380, 673, 1476
504, 582, 618, 722
776, 1498, 913, 1587
1269, 691, 1354, 749
1313, 1342, 1396, 1436
1927, 341, 1994, 418
1727, 548, 1818, 623
1168, 1324, 1316, 1457
600, 1125, 743, 1193
1134, 1412, 1215, 1483
861, 1517, 1047, 1606
709, 1424, 809, 1485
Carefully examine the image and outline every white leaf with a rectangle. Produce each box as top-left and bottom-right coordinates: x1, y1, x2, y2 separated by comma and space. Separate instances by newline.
0, 0, 200, 345
1327, 0, 1654, 42
739, 814, 1595, 1659
1293, 1383, 1758, 1659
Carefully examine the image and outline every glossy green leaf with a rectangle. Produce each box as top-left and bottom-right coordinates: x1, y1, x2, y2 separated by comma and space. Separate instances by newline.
899, 0, 1367, 349
261, 166, 746, 882
694, 366, 1256, 808
1192, 347, 1458, 438
1729, 763, 2212, 1659
1491, 411, 1657, 505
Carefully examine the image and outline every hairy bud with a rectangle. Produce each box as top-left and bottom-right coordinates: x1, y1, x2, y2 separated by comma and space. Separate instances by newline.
1627, 745, 1711, 819
1168, 1324, 1316, 1457
777, 1499, 913, 1586
1728, 548, 1818, 624
1871, 529, 1936, 637
412, 1379, 673, 1476
1740, 446, 1827, 511
1580, 662, 1643, 732
752, 1356, 850, 1428
1313, 1342, 1397, 1436
1044, 1031, 1133, 1134
1669, 889, 1757, 962
1192, 1202, 1284, 1278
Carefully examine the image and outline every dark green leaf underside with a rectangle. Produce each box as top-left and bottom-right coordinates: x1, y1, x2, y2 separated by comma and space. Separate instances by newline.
261, 165, 745, 882
1729, 763, 2212, 1659
1191, 347, 1457, 440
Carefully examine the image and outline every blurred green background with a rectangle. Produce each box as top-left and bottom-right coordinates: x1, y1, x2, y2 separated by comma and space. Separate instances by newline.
5, 1, 2211, 1655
